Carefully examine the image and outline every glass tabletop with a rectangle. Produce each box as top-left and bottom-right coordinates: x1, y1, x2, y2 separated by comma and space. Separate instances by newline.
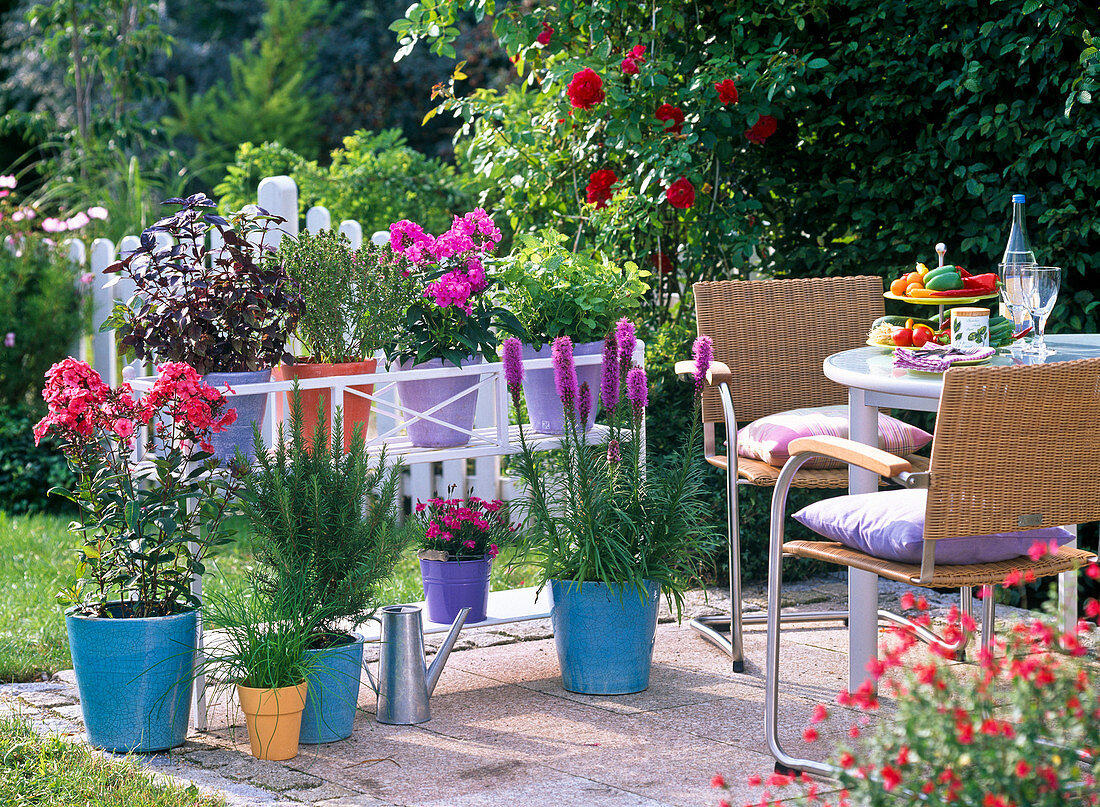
823, 334, 1100, 399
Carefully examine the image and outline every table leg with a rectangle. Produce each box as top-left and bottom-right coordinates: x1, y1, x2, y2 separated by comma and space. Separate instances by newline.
1058, 525, 1078, 636
848, 388, 880, 692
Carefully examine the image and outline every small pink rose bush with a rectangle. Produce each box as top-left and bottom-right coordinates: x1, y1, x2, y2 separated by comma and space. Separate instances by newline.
414, 493, 518, 561
711, 558, 1100, 807
35, 358, 245, 617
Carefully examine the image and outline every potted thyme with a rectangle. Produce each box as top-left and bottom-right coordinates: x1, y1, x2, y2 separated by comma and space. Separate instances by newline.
237, 388, 409, 744
275, 230, 419, 450
501, 323, 718, 694
103, 193, 302, 461
34, 359, 244, 752
414, 490, 518, 624
387, 210, 523, 447
498, 230, 649, 434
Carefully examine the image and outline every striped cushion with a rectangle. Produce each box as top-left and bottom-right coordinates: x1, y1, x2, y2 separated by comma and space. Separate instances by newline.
737, 406, 932, 470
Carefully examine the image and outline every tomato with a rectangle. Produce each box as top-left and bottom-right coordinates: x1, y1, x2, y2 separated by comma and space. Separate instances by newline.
893, 328, 913, 347
912, 329, 930, 347
904, 271, 924, 287
914, 323, 935, 338
889, 277, 908, 296
906, 282, 924, 297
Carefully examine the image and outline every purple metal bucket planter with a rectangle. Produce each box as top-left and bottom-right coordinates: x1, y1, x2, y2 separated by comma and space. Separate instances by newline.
203, 369, 271, 463
521, 341, 602, 435
397, 357, 482, 448
420, 556, 491, 625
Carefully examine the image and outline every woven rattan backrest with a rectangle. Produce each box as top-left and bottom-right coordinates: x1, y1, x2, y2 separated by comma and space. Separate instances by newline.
924, 358, 1100, 541
693, 277, 885, 424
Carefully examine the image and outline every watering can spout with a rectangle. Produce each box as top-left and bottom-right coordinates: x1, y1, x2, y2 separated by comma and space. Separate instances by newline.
425, 607, 469, 696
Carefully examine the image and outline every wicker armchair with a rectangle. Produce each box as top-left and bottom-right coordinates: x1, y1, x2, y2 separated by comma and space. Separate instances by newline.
678, 276, 932, 672
763, 358, 1100, 776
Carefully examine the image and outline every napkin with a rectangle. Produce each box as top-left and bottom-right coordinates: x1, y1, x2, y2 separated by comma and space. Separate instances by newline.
893, 343, 995, 373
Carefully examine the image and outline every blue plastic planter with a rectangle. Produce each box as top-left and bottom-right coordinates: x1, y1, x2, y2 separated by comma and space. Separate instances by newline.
202, 369, 271, 462
65, 608, 197, 753
550, 579, 661, 695
420, 556, 491, 625
299, 634, 364, 744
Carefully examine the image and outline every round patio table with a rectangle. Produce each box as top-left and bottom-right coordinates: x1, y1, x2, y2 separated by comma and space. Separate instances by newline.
823, 334, 1100, 690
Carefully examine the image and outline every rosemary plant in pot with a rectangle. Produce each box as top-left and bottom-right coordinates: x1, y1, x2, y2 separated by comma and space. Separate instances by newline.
498, 230, 648, 434
414, 490, 518, 624
275, 230, 419, 450
238, 388, 408, 743
502, 323, 718, 694
388, 210, 523, 447
34, 360, 244, 752
103, 193, 302, 461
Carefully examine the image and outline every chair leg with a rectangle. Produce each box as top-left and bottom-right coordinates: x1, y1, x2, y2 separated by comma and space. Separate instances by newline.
981, 585, 996, 656
957, 587, 973, 663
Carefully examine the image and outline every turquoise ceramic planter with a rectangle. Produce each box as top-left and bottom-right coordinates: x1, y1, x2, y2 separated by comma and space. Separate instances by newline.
65, 607, 197, 753
549, 579, 661, 695
299, 634, 364, 744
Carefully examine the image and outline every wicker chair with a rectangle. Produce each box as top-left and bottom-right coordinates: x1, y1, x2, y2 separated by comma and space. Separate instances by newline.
678, 276, 933, 672
763, 358, 1100, 776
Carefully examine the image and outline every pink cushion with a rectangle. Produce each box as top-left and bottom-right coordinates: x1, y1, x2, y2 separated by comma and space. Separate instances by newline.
793, 488, 1074, 565
737, 406, 931, 470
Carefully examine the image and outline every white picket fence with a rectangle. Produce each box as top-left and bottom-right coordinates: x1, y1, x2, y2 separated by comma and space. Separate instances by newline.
65, 175, 507, 513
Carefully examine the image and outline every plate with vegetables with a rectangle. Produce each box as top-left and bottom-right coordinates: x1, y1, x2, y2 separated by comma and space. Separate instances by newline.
868, 313, 1022, 351
885, 262, 999, 302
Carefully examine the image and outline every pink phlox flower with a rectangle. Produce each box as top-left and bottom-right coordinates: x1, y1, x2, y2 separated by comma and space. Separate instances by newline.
86, 206, 109, 220
112, 418, 135, 439
465, 257, 487, 292
3, 332, 13, 348
389, 220, 435, 265
65, 211, 91, 230
0, 175, 16, 189
80, 272, 95, 285
41, 217, 67, 233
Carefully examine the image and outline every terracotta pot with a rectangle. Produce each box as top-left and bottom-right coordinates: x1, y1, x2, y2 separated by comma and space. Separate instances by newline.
236, 681, 308, 761
273, 359, 377, 452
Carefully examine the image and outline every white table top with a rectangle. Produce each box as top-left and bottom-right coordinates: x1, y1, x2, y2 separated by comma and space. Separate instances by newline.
823, 334, 1100, 400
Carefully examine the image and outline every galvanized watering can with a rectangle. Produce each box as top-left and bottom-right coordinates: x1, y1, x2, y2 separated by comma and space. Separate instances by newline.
364, 604, 469, 724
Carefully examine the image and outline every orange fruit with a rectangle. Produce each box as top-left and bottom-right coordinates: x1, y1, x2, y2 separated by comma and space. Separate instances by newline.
889, 277, 908, 296
906, 282, 924, 297
904, 271, 924, 287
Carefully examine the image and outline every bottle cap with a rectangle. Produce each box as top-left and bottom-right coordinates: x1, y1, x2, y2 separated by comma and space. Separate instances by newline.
1012, 193, 1026, 203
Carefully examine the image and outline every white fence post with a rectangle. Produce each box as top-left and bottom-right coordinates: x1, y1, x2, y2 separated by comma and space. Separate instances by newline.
338, 220, 362, 250
305, 206, 331, 234
89, 238, 117, 385
257, 175, 298, 249
66, 239, 88, 362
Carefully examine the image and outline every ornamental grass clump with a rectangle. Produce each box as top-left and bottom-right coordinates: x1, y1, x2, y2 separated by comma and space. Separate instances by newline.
33, 359, 244, 617
388, 209, 523, 366
502, 320, 719, 612
712, 564, 1100, 807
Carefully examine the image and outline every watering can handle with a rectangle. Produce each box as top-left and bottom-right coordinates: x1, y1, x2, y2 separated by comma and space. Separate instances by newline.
362, 615, 382, 696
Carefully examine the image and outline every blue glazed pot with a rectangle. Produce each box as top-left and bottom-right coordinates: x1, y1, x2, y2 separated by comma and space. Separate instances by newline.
202, 369, 272, 462
550, 579, 661, 695
65, 607, 197, 753
521, 341, 602, 435
299, 634, 364, 744
420, 555, 491, 625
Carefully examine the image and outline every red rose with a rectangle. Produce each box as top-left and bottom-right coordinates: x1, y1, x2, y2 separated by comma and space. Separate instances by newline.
621, 56, 639, 75
715, 79, 739, 105
536, 22, 553, 46
665, 177, 695, 209
630, 44, 646, 60
586, 168, 618, 208
745, 114, 778, 144
567, 68, 604, 109
655, 103, 685, 134
650, 251, 675, 275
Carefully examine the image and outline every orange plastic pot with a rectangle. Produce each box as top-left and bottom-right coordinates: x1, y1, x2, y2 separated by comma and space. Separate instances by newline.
273, 359, 377, 452
236, 681, 308, 761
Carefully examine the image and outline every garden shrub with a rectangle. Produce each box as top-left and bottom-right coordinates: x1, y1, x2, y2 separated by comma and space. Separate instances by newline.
215, 129, 472, 235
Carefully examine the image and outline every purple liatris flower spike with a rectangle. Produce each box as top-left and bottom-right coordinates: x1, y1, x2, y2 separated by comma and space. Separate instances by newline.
607, 438, 621, 464
552, 336, 578, 415
502, 337, 524, 405
577, 382, 592, 426
626, 367, 648, 415
616, 318, 637, 370
692, 335, 713, 393
600, 332, 620, 411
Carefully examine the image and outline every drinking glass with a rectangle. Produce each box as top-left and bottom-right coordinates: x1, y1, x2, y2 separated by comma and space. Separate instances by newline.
997, 262, 1032, 342
1006, 265, 1061, 356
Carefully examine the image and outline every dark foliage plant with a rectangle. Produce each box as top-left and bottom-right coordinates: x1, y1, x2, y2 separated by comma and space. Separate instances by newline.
103, 193, 303, 374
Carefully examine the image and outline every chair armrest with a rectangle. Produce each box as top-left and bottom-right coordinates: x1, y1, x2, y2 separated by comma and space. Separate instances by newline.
788, 435, 912, 478
674, 359, 732, 386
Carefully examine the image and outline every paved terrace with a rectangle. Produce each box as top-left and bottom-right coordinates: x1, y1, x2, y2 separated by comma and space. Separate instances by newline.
0, 575, 1044, 807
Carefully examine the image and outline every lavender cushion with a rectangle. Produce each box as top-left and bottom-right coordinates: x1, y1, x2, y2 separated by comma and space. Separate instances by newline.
793, 488, 1074, 565
737, 406, 932, 470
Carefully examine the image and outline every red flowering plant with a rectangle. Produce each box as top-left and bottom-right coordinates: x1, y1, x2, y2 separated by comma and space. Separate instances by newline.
395, 1, 830, 322
413, 488, 518, 561
712, 560, 1100, 807
35, 358, 245, 618
388, 209, 524, 367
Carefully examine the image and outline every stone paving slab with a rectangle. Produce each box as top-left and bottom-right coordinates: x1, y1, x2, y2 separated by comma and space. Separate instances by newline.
4, 572, 1081, 806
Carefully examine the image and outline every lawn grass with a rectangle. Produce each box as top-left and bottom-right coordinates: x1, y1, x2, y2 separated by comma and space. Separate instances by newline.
0, 715, 223, 806
0, 511, 537, 682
